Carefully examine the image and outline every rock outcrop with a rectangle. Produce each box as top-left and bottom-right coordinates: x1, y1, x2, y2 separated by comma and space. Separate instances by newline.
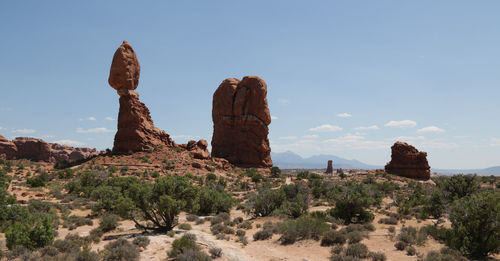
109, 41, 174, 153
183, 140, 210, 160
211, 76, 272, 167
0, 134, 17, 159
385, 141, 430, 180
0, 136, 98, 162
325, 160, 333, 174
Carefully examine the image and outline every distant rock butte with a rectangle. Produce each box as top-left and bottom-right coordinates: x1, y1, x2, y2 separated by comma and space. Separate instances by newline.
0, 136, 98, 162
325, 160, 333, 174
109, 41, 174, 153
385, 141, 430, 180
211, 76, 272, 167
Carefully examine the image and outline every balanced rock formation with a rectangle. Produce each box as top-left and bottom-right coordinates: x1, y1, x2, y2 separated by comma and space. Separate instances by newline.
211, 76, 272, 167
325, 160, 333, 174
183, 140, 210, 160
0, 134, 17, 159
0, 136, 99, 162
385, 141, 430, 180
109, 41, 174, 153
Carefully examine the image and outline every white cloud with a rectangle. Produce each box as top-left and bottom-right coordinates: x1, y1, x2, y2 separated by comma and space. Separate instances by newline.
417, 126, 445, 133
54, 140, 86, 146
491, 138, 500, 147
419, 141, 458, 149
79, 117, 96, 121
76, 127, 113, 133
279, 136, 297, 140
384, 120, 417, 128
392, 136, 425, 141
453, 136, 469, 139
337, 113, 352, 118
277, 98, 289, 105
12, 129, 36, 134
105, 117, 115, 121
354, 125, 379, 130
42, 135, 55, 139
308, 124, 342, 132
302, 134, 319, 139
271, 115, 278, 120
323, 134, 389, 150
171, 135, 201, 141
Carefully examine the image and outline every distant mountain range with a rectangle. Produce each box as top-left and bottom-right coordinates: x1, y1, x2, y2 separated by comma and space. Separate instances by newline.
271, 151, 382, 170
271, 151, 500, 175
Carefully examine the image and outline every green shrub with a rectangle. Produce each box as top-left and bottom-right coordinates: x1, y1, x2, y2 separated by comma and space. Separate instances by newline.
270, 167, 281, 178
102, 238, 139, 261
437, 174, 480, 200
197, 187, 233, 215
378, 217, 397, 225
168, 233, 199, 258
345, 243, 369, 258
321, 230, 346, 246
177, 249, 212, 261
328, 189, 374, 224
448, 191, 500, 259
248, 187, 285, 217
209, 246, 222, 258
179, 223, 192, 230
406, 245, 416, 256
347, 231, 364, 244
132, 236, 150, 248
394, 241, 407, 251
253, 229, 273, 241
5, 216, 54, 250
278, 216, 329, 244
368, 252, 387, 261
27, 176, 46, 187
99, 214, 119, 232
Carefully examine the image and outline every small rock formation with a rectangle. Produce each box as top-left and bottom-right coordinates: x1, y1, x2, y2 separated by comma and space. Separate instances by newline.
385, 141, 430, 180
183, 140, 210, 160
109, 41, 174, 153
211, 76, 272, 168
325, 160, 333, 174
13, 137, 52, 162
0, 135, 98, 162
0, 134, 17, 159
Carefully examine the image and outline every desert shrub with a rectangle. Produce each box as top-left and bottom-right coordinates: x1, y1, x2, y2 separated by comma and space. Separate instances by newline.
397, 226, 417, 245
88, 228, 103, 243
75, 247, 100, 261
52, 239, 80, 253
278, 216, 329, 244
253, 229, 273, 241
347, 231, 364, 244
328, 188, 374, 224
345, 243, 369, 258
420, 190, 445, 219
330, 255, 361, 261
209, 247, 222, 258
247, 187, 285, 217
406, 245, 416, 256
63, 215, 93, 229
331, 245, 345, 255
210, 212, 230, 226
210, 224, 226, 235
236, 229, 246, 237
422, 247, 468, 261
436, 174, 480, 200
186, 214, 199, 222
394, 241, 407, 251
321, 230, 347, 246
132, 236, 150, 248
238, 221, 252, 230
447, 191, 500, 259
99, 214, 119, 232
296, 171, 310, 179
368, 252, 387, 261
279, 183, 311, 218
197, 187, 233, 215
177, 249, 212, 261
179, 223, 192, 230
5, 216, 54, 250
270, 166, 281, 178
378, 217, 398, 225
102, 238, 139, 261
26, 175, 46, 187
168, 233, 199, 258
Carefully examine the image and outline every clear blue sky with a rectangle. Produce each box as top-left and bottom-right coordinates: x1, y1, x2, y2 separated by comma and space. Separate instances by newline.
1, 1, 499, 169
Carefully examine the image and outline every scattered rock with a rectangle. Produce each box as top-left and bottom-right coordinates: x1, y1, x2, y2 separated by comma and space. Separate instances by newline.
325, 160, 333, 174
192, 161, 203, 169
385, 141, 431, 180
109, 41, 174, 153
184, 139, 210, 159
17, 199, 28, 204
211, 76, 272, 167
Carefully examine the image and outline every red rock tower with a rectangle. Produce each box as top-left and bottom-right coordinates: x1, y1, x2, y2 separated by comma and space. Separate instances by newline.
211, 76, 272, 167
325, 160, 333, 174
109, 41, 174, 153
385, 141, 430, 180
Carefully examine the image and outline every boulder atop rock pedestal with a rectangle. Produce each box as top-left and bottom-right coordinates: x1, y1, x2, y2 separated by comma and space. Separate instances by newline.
109, 41, 174, 153
325, 160, 333, 174
0, 134, 17, 159
211, 76, 272, 168
183, 139, 210, 160
385, 141, 430, 180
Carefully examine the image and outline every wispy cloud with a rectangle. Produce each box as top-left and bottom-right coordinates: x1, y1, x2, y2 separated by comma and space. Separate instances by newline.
271, 115, 278, 120
12, 129, 36, 134
279, 136, 298, 140
54, 140, 86, 146
392, 136, 425, 142
337, 113, 352, 118
277, 98, 289, 105
105, 117, 115, 121
417, 126, 445, 133
302, 134, 319, 139
171, 135, 201, 141
42, 135, 55, 139
323, 134, 389, 150
308, 124, 342, 132
76, 127, 113, 133
79, 116, 96, 121
354, 125, 379, 130
384, 120, 417, 128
